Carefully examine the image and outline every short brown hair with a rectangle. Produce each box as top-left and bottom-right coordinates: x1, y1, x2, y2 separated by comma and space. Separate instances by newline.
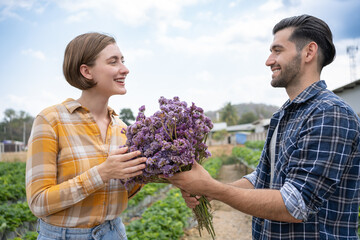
63, 32, 116, 90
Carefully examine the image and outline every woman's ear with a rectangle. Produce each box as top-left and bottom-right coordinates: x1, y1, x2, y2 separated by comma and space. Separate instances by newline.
80, 64, 93, 80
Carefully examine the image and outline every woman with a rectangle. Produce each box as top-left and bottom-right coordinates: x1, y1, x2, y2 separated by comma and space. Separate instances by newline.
26, 32, 146, 240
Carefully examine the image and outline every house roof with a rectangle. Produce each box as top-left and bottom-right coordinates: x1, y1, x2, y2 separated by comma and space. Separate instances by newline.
226, 123, 255, 132
332, 79, 360, 94
211, 122, 260, 132
252, 118, 271, 126
211, 122, 227, 132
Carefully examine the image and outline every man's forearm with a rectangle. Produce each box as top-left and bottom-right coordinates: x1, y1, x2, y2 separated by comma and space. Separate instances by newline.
208, 180, 302, 223
228, 177, 254, 189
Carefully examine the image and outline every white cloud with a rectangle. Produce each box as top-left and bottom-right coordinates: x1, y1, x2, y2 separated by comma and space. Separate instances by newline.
0, 0, 35, 10
170, 19, 192, 30
66, 11, 89, 23
194, 71, 213, 83
57, 0, 201, 26
0, 0, 42, 21
21, 49, 46, 60
0, 85, 79, 120
229, 2, 237, 8
156, 13, 276, 56
124, 48, 153, 63
1, 0, 360, 121
259, 0, 284, 12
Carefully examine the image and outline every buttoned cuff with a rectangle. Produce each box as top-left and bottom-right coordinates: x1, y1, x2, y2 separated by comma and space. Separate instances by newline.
280, 181, 308, 221
79, 166, 105, 195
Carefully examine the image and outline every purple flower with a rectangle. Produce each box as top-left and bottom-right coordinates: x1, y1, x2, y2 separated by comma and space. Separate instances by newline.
120, 96, 213, 189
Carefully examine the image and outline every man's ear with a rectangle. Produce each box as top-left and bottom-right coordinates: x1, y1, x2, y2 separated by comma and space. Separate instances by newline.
304, 41, 318, 63
79, 64, 93, 80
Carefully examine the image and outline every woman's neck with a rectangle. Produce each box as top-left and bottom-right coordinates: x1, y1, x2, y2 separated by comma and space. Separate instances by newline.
77, 91, 109, 120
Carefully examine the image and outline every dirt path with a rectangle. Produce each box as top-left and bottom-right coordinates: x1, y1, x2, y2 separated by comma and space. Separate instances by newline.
181, 163, 253, 240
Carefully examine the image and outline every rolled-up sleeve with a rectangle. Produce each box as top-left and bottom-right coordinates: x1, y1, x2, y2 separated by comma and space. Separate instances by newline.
243, 170, 258, 186
283, 106, 358, 220
280, 181, 310, 220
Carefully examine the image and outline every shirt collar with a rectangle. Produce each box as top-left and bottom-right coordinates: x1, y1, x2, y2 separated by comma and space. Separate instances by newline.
281, 80, 327, 110
62, 98, 118, 116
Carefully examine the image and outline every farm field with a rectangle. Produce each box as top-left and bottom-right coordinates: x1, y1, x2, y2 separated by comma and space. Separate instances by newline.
1, 143, 359, 239
0, 148, 224, 240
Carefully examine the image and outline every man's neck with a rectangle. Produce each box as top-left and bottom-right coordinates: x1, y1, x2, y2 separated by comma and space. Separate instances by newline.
286, 74, 320, 101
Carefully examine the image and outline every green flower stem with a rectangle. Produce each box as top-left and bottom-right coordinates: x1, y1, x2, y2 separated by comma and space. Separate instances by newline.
192, 196, 216, 240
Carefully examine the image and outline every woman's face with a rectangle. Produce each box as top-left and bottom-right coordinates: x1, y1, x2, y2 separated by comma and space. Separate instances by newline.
88, 43, 129, 97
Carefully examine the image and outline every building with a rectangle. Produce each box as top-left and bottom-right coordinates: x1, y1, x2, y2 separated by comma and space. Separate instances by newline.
208, 120, 270, 145
1, 140, 25, 152
332, 79, 360, 116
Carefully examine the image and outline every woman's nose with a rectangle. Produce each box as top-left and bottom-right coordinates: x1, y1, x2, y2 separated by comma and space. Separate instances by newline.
120, 64, 130, 75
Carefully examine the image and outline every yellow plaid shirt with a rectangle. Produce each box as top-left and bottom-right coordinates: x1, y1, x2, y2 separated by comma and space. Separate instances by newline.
26, 98, 141, 228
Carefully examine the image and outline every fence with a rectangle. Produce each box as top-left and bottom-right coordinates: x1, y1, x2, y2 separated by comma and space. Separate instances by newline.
0, 142, 4, 161
247, 132, 266, 142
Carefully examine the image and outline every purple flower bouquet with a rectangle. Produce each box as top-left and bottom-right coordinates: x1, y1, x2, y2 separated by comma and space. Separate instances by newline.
121, 96, 215, 239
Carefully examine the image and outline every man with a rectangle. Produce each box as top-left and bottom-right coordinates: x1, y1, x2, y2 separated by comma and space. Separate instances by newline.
167, 15, 360, 239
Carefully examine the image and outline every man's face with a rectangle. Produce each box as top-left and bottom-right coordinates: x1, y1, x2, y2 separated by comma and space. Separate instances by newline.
265, 28, 302, 88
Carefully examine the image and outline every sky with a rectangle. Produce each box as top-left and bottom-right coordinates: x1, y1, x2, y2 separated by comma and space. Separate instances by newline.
1, 0, 360, 120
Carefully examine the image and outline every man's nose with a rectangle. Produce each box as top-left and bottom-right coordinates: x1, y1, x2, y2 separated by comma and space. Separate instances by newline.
265, 55, 275, 66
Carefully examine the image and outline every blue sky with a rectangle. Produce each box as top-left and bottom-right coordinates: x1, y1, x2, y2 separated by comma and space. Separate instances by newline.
1, 0, 360, 120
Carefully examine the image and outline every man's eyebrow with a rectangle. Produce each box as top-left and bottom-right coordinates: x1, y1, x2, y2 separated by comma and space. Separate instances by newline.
270, 44, 284, 51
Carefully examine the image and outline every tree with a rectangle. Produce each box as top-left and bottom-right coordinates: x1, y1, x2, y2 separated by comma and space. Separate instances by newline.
212, 129, 228, 141
3, 109, 16, 141
238, 111, 257, 124
0, 109, 34, 143
220, 102, 239, 126
119, 108, 135, 125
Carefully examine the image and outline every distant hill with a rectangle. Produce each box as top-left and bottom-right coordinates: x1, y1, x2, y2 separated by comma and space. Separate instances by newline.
205, 102, 280, 122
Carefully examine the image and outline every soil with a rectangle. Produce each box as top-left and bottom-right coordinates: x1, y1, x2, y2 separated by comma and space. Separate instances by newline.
181, 152, 253, 240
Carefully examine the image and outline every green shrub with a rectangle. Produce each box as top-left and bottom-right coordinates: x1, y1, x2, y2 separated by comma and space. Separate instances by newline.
202, 157, 222, 178
0, 202, 37, 233
232, 146, 261, 168
127, 183, 167, 208
126, 188, 192, 240
1, 156, 225, 240
126, 156, 223, 240
212, 129, 228, 141
222, 155, 238, 165
244, 140, 265, 150
0, 162, 27, 203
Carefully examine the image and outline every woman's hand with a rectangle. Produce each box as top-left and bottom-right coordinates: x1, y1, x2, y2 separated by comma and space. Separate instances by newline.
97, 147, 147, 182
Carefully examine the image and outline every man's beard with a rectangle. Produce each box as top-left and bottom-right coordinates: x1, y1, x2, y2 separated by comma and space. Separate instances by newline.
271, 52, 302, 88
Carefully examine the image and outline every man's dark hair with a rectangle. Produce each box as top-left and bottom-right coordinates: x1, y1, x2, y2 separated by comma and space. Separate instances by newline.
273, 14, 336, 70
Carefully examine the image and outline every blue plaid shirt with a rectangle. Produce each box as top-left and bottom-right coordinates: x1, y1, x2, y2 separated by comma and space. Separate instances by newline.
244, 80, 360, 239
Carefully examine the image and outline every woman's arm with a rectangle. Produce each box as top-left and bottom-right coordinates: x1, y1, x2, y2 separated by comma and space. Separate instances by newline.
26, 115, 146, 218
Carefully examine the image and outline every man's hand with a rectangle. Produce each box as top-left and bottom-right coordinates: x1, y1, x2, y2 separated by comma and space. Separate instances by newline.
166, 162, 216, 196
180, 189, 200, 209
